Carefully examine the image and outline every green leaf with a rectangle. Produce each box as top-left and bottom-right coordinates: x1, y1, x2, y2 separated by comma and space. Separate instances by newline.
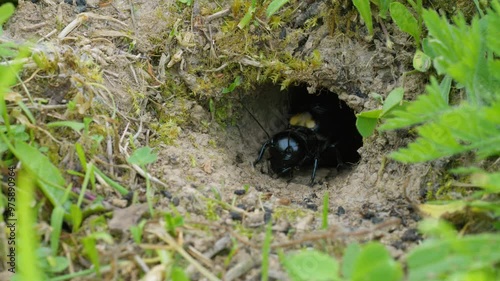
469, 171, 500, 193
238, 0, 256, 29
356, 112, 380, 138
469, 200, 500, 217
171, 267, 191, 281
407, 234, 500, 281
356, 109, 383, 138
17, 100, 36, 124
488, 59, 500, 84
418, 218, 458, 239
127, 146, 158, 166
418, 201, 468, 220
13, 141, 67, 208
165, 212, 184, 235
390, 2, 420, 45
0, 125, 29, 154
444, 106, 496, 139
70, 204, 83, 232
0, 3, 15, 28
42, 255, 69, 273
47, 121, 85, 133
413, 49, 431, 72
423, 9, 499, 105
82, 237, 100, 276
93, 167, 129, 195
282, 250, 341, 281
50, 207, 65, 254
380, 78, 449, 130
387, 99, 500, 163
261, 222, 273, 281
440, 103, 500, 159
90, 232, 115, 244
353, 0, 373, 36
222, 76, 242, 94
209, 98, 215, 113
17, 170, 44, 281
352, 243, 403, 281
382, 87, 404, 116
439, 75, 452, 104
321, 192, 329, 230
266, 0, 289, 18
421, 38, 436, 59
130, 220, 146, 244
378, 0, 392, 19
0, 41, 17, 57
0, 46, 28, 91
177, 0, 192, 6
341, 243, 361, 279
460, 268, 497, 281
75, 142, 88, 170
389, 122, 466, 163
486, 2, 500, 56
357, 109, 383, 119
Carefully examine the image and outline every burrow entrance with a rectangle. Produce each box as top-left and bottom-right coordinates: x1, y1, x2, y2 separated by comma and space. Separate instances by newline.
238, 83, 363, 184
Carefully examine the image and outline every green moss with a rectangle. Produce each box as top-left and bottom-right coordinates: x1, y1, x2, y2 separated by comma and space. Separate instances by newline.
274, 206, 308, 221
209, 97, 237, 126
140, 0, 336, 127
268, 15, 283, 29
205, 199, 220, 221
150, 119, 182, 146
427, 0, 478, 18
208, 139, 217, 148
323, 1, 360, 37
233, 222, 255, 239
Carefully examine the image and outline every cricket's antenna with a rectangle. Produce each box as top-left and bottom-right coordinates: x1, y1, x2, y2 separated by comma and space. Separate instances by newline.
240, 99, 271, 140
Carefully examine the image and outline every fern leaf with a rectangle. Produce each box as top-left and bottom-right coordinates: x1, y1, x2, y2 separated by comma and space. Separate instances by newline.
390, 101, 500, 163
423, 10, 500, 104
390, 122, 466, 163
379, 78, 449, 130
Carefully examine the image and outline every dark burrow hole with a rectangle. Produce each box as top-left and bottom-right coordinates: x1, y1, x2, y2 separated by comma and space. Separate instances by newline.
240, 83, 363, 183
287, 85, 363, 165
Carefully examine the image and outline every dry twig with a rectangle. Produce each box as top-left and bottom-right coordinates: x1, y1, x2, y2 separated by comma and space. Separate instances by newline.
146, 224, 221, 281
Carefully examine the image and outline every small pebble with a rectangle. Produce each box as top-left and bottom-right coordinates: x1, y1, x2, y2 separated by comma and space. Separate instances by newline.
235, 153, 244, 164
111, 198, 128, 208
244, 212, 265, 228
64, 0, 87, 12
306, 203, 318, 211
401, 228, 422, 242
236, 204, 247, 210
264, 207, 273, 223
410, 212, 421, 222
171, 197, 180, 206
230, 211, 243, 221
279, 27, 287, 40
371, 216, 384, 224
122, 191, 134, 202
276, 197, 291, 206
161, 190, 173, 199
234, 189, 246, 196
362, 211, 376, 220
303, 197, 314, 205
264, 211, 272, 223
391, 241, 405, 250
336, 206, 346, 216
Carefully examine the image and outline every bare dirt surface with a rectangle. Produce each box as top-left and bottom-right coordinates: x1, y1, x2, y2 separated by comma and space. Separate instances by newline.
3, 0, 438, 280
